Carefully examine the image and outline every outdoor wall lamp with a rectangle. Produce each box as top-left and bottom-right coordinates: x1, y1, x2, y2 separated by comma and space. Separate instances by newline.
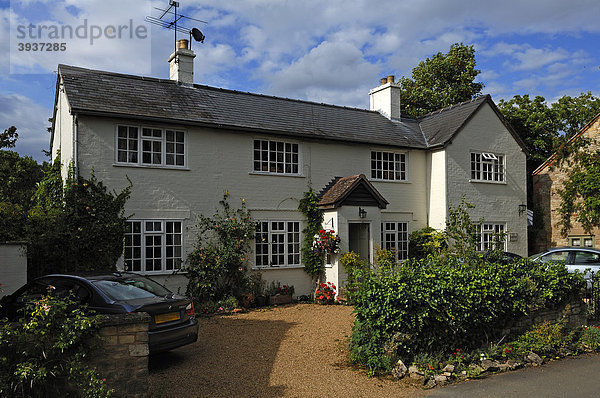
518, 203, 527, 216
359, 207, 367, 219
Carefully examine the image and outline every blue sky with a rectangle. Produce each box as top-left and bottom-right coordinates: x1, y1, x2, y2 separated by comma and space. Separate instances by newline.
1, 0, 599, 163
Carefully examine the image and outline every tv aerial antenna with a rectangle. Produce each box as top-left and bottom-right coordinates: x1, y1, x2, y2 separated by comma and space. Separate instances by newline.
146, 1, 207, 51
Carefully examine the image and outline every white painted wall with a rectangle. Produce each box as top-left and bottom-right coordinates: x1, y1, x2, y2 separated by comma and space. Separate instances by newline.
0, 243, 27, 297
427, 149, 447, 230
51, 98, 528, 295
51, 82, 74, 179
445, 103, 528, 256
65, 115, 429, 296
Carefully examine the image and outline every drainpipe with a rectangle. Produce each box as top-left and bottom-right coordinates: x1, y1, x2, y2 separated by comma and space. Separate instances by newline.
73, 114, 79, 179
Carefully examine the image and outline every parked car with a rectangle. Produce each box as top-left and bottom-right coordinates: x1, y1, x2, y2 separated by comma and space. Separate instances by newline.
483, 251, 523, 264
530, 246, 600, 281
0, 272, 198, 354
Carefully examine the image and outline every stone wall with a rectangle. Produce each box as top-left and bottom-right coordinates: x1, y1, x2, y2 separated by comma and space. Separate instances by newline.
502, 299, 587, 337
92, 313, 150, 398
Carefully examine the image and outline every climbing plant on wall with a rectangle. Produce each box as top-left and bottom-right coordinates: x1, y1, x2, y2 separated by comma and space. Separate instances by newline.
298, 188, 324, 279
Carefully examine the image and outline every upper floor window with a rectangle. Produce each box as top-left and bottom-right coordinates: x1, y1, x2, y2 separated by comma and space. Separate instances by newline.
371, 151, 406, 181
117, 125, 186, 167
253, 139, 299, 175
471, 152, 504, 182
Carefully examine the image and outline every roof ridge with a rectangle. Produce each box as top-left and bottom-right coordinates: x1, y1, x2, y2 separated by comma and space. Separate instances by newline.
418, 94, 489, 119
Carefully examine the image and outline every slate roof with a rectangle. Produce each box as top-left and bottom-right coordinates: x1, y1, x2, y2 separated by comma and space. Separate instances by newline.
317, 174, 388, 209
56, 64, 527, 152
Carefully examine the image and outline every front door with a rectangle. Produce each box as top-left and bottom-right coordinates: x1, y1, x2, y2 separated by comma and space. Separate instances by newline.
349, 223, 370, 262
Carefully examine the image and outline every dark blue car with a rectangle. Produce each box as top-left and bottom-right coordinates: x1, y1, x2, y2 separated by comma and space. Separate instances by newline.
0, 272, 198, 354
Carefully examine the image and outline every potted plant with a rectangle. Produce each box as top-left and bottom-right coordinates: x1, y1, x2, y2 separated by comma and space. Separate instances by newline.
267, 281, 295, 305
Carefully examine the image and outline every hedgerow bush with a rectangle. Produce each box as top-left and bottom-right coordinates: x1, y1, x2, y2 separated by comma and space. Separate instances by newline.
0, 289, 112, 397
349, 254, 585, 374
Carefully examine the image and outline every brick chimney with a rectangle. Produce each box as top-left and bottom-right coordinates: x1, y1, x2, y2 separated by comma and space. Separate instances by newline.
168, 39, 196, 85
369, 75, 401, 119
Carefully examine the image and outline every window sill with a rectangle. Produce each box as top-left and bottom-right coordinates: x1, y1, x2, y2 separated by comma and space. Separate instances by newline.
251, 265, 305, 270
369, 178, 411, 184
113, 163, 190, 171
469, 179, 507, 185
249, 172, 305, 178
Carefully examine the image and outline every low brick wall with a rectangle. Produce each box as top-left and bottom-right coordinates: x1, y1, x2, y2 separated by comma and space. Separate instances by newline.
502, 299, 587, 337
92, 313, 150, 398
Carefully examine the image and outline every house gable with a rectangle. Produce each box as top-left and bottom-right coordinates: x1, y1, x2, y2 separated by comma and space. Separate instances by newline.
318, 174, 388, 210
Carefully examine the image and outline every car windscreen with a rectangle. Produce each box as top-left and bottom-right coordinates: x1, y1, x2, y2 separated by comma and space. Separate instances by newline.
92, 277, 172, 301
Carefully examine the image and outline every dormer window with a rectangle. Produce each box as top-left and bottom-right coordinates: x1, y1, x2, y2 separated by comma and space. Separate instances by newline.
471, 152, 504, 182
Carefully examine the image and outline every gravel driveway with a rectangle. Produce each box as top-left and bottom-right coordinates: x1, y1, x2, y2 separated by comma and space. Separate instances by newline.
149, 304, 424, 398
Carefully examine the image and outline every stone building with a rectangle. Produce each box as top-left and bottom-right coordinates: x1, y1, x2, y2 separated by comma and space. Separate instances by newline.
532, 114, 600, 253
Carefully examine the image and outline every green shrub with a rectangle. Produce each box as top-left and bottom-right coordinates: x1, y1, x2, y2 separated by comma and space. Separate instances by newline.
340, 252, 369, 304
185, 192, 255, 302
26, 158, 131, 278
512, 321, 570, 358
408, 227, 447, 259
349, 253, 584, 373
0, 290, 112, 397
579, 325, 600, 351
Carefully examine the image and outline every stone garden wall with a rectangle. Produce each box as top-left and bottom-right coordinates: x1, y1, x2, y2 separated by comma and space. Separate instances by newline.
502, 299, 586, 337
92, 313, 150, 398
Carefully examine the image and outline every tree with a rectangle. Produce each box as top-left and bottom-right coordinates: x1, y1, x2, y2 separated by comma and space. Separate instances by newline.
557, 150, 600, 237
400, 43, 484, 116
0, 126, 18, 149
0, 129, 45, 241
498, 92, 600, 174
497, 95, 559, 172
27, 158, 132, 278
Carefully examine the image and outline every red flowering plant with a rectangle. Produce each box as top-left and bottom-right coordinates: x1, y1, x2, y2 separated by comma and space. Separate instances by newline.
312, 229, 341, 255
314, 282, 339, 305
276, 284, 295, 296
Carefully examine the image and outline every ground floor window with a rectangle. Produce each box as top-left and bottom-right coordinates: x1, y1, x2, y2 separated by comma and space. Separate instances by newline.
381, 222, 408, 260
476, 223, 506, 251
569, 235, 594, 248
124, 220, 183, 273
255, 221, 301, 267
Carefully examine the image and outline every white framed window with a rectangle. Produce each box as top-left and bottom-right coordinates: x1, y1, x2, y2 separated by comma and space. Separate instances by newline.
124, 220, 183, 273
253, 139, 300, 175
476, 223, 506, 251
569, 236, 594, 248
116, 125, 186, 168
255, 221, 301, 267
470, 152, 504, 182
371, 151, 407, 181
381, 222, 408, 260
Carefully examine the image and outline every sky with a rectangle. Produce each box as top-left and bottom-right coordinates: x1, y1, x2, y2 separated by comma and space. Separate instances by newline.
1, 0, 599, 163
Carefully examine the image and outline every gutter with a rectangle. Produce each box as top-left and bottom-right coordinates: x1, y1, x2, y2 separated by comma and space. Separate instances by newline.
73, 114, 79, 179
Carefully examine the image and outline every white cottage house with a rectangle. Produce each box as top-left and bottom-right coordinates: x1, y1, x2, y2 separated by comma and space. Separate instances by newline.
50, 39, 528, 296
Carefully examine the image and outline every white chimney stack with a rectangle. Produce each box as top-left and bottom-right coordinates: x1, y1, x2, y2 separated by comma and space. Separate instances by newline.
168, 39, 196, 85
369, 75, 401, 119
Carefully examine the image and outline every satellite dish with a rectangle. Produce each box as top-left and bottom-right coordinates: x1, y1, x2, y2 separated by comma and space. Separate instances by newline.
191, 28, 205, 43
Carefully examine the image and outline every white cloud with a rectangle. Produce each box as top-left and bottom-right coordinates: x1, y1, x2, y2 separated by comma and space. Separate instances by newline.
268, 41, 379, 107
0, 93, 52, 162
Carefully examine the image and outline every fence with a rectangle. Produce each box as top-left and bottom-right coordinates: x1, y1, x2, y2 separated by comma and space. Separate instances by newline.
586, 271, 600, 320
